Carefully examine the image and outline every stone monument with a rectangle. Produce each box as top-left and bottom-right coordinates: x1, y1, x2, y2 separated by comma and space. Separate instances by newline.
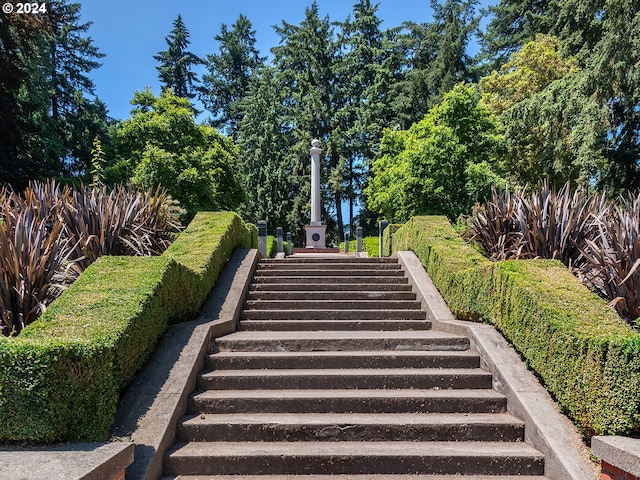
305, 138, 327, 248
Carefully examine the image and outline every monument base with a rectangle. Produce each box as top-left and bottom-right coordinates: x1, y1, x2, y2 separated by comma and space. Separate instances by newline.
304, 224, 327, 248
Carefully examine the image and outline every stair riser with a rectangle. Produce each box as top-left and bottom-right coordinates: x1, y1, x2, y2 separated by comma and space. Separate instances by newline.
189, 396, 507, 415
240, 310, 427, 320
244, 300, 423, 310
206, 353, 481, 370
215, 338, 469, 352
177, 422, 525, 443
247, 292, 417, 300
198, 373, 493, 391
252, 276, 409, 284
165, 454, 544, 476
238, 320, 431, 331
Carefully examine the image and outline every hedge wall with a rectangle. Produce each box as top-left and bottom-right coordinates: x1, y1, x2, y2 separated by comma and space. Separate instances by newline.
0, 211, 255, 443
389, 216, 640, 437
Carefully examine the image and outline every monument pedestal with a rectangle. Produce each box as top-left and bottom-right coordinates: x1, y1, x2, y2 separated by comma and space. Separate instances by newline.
305, 224, 327, 248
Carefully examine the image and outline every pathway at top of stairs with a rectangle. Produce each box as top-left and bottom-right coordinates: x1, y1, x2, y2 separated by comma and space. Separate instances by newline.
164, 255, 549, 479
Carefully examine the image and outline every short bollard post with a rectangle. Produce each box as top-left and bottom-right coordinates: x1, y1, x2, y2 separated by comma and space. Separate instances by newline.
356, 227, 363, 254
379, 220, 389, 258
287, 232, 292, 255
344, 232, 350, 253
258, 220, 267, 257
276, 227, 284, 253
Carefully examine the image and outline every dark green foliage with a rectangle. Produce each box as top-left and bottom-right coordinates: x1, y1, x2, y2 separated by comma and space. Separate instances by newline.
0, 1, 108, 187
154, 14, 202, 99
200, 14, 265, 138
0, 211, 255, 442
389, 215, 640, 437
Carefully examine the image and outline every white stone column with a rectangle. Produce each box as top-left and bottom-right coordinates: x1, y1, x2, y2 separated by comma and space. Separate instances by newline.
305, 138, 327, 248
310, 138, 322, 226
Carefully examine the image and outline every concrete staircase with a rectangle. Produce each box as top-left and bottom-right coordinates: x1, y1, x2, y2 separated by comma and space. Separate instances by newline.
164, 256, 548, 479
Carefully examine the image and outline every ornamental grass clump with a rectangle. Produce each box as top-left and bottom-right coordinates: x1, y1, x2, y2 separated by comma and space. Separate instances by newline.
581, 194, 640, 322
0, 180, 182, 336
468, 182, 640, 324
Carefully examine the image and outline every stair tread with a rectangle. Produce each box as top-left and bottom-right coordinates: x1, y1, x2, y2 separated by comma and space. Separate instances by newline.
194, 388, 505, 400
202, 367, 490, 377
172, 476, 549, 479
212, 350, 478, 358
168, 440, 543, 458
181, 412, 524, 426
219, 330, 463, 341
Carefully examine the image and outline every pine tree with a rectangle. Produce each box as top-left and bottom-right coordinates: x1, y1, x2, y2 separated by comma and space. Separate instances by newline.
154, 14, 202, 99
201, 14, 265, 139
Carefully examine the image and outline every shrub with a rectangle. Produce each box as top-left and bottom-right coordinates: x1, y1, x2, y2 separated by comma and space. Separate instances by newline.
339, 236, 380, 257
0, 211, 254, 442
389, 216, 640, 437
0, 181, 181, 336
467, 182, 640, 323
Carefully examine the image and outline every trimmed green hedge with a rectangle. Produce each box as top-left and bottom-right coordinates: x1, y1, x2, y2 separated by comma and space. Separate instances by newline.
339, 237, 380, 257
389, 216, 640, 437
0, 211, 255, 443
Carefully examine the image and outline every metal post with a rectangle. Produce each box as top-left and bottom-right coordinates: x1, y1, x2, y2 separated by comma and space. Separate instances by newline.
287, 232, 292, 255
344, 232, 350, 253
379, 220, 389, 258
258, 220, 267, 257
276, 227, 283, 253
356, 227, 363, 254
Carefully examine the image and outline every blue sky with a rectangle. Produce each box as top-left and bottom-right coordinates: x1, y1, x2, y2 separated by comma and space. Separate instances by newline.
79, 0, 494, 121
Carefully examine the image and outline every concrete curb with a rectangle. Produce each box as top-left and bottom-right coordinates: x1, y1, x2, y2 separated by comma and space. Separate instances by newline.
396, 250, 598, 480
110, 248, 259, 480
0, 442, 134, 480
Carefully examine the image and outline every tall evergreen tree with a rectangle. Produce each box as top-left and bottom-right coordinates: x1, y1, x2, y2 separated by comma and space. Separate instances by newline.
236, 67, 296, 231
272, 2, 345, 242
46, 0, 107, 177
154, 14, 202, 99
0, 1, 107, 187
338, 0, 392, 229
201, 14, 265, 138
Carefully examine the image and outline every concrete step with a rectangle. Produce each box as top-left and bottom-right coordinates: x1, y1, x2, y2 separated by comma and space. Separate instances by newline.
206, 350, 481, 370
189, 389, 508, 414
198, 367, 493, 390
238, 319, 431, 331
252, 276, 409, 284
165, 441, 545, 476
260, 257, 398, 264
213, 330, 469, 352
255, 269, 405, 277
244, 299, 423, 310
251, 283, 413, 292
240, 309, 426, 321
246, 290, 418, 300
257, 262, 401, 271
176, 412, 525, 442
169, 475, 550, 480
